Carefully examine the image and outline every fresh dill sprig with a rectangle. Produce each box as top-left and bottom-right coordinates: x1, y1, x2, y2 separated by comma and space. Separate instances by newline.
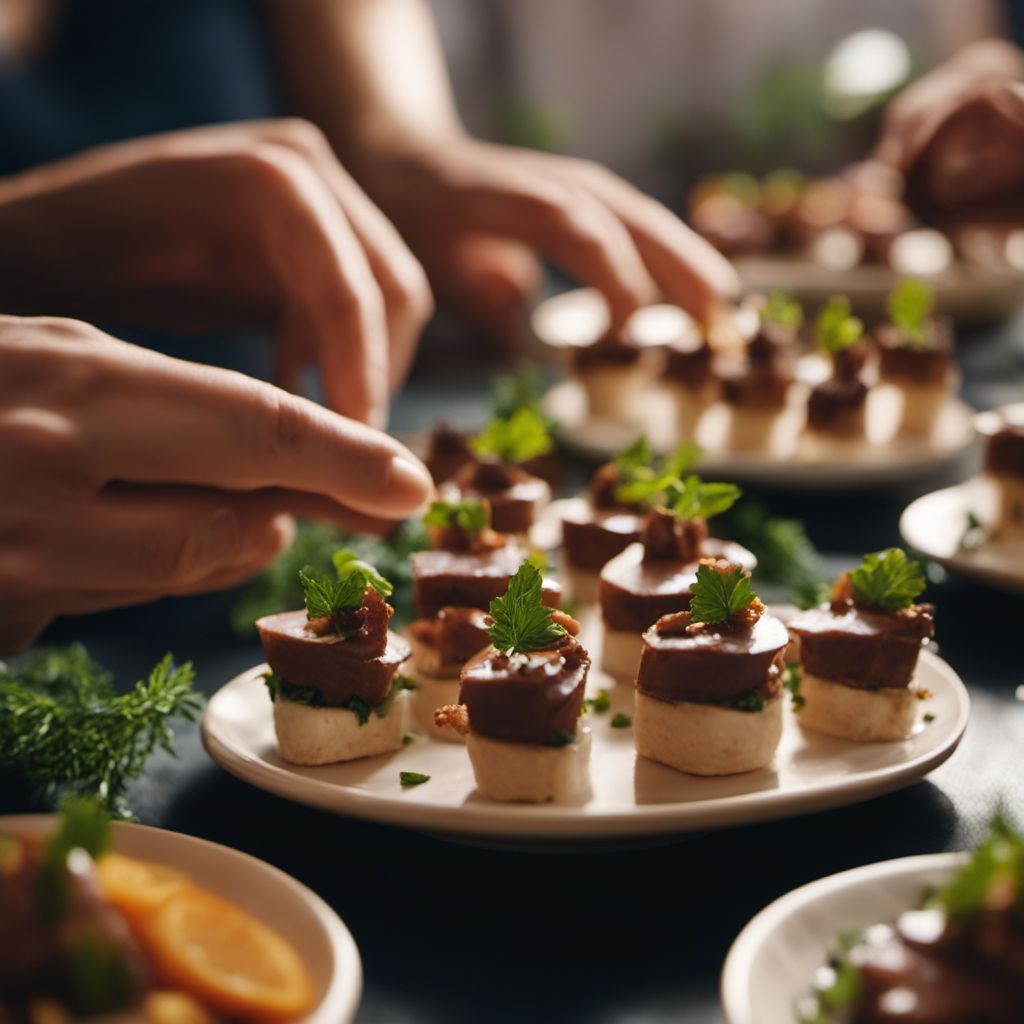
473, 407, 553, 464
761, 290, 804, 331
849, 548, 926, 610
0, 646, 201, 819
423, 499, 488, 536
486, 561, 566, 655
816, 295, 863, 354
690, 563, 756, 625
888, 278, 935, 347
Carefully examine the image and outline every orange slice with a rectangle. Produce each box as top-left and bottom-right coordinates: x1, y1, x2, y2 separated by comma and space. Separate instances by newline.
96, 853, 191, 931
144, 887, 315, 1023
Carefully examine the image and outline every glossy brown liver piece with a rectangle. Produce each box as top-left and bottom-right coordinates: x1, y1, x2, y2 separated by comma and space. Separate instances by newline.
875, 319, 953, 384
562, 509, 643, 570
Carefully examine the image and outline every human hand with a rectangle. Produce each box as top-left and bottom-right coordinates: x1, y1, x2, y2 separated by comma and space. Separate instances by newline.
357, 137, 738, 332
0, 315, 433, 652
0, 119, 433, 427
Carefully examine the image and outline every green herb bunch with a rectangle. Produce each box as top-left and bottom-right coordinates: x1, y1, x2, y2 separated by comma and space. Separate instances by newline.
849, 548, 925, 610
486, 561, 566, 655
761, 290, 804, 331
888, 278, 935, 347
689, 563, 757, 625
473, 407, 553, 464
0, 646, 201, 818
299, 549, 393, 626
423, 498, 489, 536
816, 295, 864, 354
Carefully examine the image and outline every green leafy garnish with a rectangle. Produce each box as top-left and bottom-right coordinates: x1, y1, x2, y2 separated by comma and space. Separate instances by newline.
849, 548, 926, 610
924, 712, 936, 724
423, 499, 488, 536
299, 550, 393, 627
888, 278, 935, 346
486, 562, 566, 655
732, 691, 765, 713
490, 369, 549, 421
399, 771, 430, 787
690, 563, 756, 625
230, 520, 427, 635
265, 673, 408, 724
671, 476, 742, 522
68, 936, 140, 1015
816, 295, 863, 354
614, 435, 654, 477
614, 441, 703, 508
932, 813, 1024, 920
610, 712, 632, 729
761, 290, 804, 331
0, 647, 201, 818
784, 661, 805, 711
820, 960, 863, 1010
543, 730, 577, 748
473, 407, 553, 464
584, 689, 611, 714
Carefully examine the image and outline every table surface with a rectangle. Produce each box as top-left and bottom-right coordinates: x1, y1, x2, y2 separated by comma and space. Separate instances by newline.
5, 309, 1024, 1024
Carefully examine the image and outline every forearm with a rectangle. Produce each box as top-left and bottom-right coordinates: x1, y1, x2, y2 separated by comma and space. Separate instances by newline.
262, 0, 465, 171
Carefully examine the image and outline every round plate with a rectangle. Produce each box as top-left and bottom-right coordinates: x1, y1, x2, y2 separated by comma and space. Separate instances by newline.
721, 851, 965, 1024
0, 815, 362, 1024
542, 378, 975, 490
900, 476, 1024, 593
201, 632, 968, 844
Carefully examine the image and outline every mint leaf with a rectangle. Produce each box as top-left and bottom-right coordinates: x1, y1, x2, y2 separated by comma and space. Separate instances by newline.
849, 548, 925, 610
610, 712, 632, 728
816, 295, 863, 354
888, 278, 935, 345
486, 561, 566, 654
671, 475, 742, 522
690, 563, 756, 625
473, 407, 553, 463
613, 435, 653, 477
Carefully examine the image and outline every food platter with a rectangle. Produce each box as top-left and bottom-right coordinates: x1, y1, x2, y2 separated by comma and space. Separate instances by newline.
202, 630, 968, 845
721, 852, 964, 1024
542, 378, 975, 490
0, 815, 363, 1024
900, 475, 1024, 593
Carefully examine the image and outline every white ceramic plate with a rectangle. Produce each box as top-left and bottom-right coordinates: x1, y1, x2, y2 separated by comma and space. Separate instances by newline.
900, 475, 1024, 593
542, 378, 975, 490
201, 625, 968, 844
0, 815, 362, 1024
721, 851, 965, 1024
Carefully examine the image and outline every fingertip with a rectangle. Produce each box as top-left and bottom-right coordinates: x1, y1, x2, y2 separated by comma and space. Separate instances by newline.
387, 454, 434, 516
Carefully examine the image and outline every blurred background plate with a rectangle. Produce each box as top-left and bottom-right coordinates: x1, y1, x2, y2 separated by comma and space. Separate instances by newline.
721, 852, 964, 1024
0, 815, 363, 1024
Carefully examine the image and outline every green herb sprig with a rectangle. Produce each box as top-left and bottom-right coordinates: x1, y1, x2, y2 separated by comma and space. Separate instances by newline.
671, 476, 742, 522
888, 278, 935, 346
0, 646, 201, 818
473, 407, 553, 464
761, 290, 804, 331
423, 499, 489, 536
849, 548, 925, 610
816, 295, 864, 354
690, 563, 756, 625
486, 561, 565, 655
614, 438, 703, 507
299, 550, 393, 625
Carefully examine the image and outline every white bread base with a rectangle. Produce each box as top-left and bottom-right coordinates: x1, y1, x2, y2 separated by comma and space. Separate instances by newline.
634, 690, 782, 776
273, 692, 407, 766
727, 405, 786, 452
667, 382, 715, 440
897, 380, 953, 436
992, 473, 1024, 538
466, 727, 592, 803
600, 625, 643, 684
796, 672, 919, 742
402, 665, 465, 744
560, 559, 600, 606
578, 364, 645, 421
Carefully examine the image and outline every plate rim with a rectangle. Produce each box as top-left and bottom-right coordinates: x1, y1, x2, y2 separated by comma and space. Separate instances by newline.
201, 649, 969, 841
900, 477, 1024, 593
720, 850, 968, 1024
0, 815, 363, 1024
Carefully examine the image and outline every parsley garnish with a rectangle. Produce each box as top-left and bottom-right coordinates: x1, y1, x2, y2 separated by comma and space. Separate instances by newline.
888, 278, 935, 347
923, 712, 936, 724
614, 442, 704, 507
690, 563, 756, 625
849, 548, 925, 610
399, 771, 430, 787
473, 407, 553, 464
784, 661, 805, 711
816, 295, 863, 354
732, 692, 765, 713
611, 712, 632, 729
0, 647, 201, 819
761, 290, 804, 331
543, 730, 576, 748
490, 369, 549, 420
670, 475, 742, 522
614, 435, 654, 477
423, 499, 488, 536
299, 549, 393, 626
584, 689, 611, 714
486, 561, 566, 655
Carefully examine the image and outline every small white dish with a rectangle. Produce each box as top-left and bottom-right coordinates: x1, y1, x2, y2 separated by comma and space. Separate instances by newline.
721, 851, 965, 1024
0, 815, 363, 1024
900, 475, 1024, 593
201, 624, 968, 845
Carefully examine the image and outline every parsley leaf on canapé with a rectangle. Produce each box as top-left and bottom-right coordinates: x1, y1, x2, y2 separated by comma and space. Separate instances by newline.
689, 563, 757, 625
849, 548, 926, 610
486, 561, 566, 655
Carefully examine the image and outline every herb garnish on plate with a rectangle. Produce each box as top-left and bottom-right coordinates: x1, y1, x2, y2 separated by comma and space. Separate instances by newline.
486, 561, 566, 655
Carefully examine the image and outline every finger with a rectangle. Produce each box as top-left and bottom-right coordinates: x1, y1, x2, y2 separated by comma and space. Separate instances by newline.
540, 157, 740, 321
80, 342, 433, 518
451, 152, 658, 326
